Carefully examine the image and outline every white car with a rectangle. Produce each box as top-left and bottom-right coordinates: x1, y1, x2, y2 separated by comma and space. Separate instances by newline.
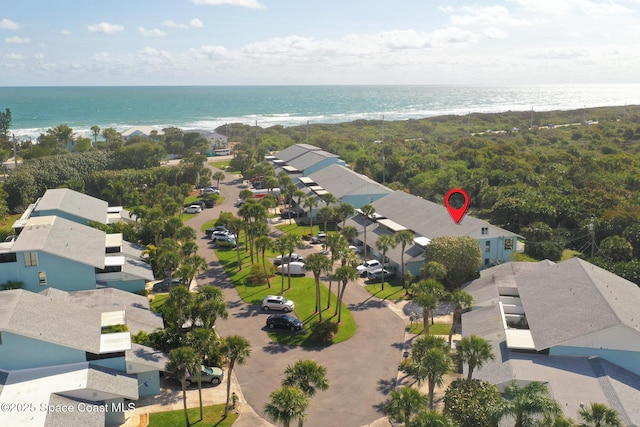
356, 259, 385, 276
262, 295, 295, 312
200, 187, 220, 195
276, 261, 306, 276
183, 205, 203, 214
348, 245, 361, 254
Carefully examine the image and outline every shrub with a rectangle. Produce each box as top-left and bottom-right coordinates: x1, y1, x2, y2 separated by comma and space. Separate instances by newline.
310, 320, 339, 344
247, 263, 275, 286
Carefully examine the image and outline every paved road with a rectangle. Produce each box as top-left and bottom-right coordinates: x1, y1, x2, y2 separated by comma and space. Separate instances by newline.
187, 162, 405, 427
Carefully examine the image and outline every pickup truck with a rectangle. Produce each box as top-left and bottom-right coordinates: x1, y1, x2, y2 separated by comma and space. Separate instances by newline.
356, 259, 390, 276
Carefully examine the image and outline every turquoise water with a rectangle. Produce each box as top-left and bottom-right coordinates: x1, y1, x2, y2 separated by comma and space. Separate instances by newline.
2, 84, 640, 139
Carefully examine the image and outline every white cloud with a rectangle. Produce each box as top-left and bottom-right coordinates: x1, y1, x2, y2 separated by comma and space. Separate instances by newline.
0, 18, 20, 30
87, 22, 124, 33
137, 47, 174, 66
190, 18, 204, 28
60, 29, 71, 35
162, 20, 188, 29
483, 27, 507, 39
5, 53, 24, 60
190, 45, 228, 59
509, 0, 631, 16
5, 36, 31, 44
33, 53, 44, 59
140, 27, 166, 37
450, 5, 530, 27
192, 0, 266, 9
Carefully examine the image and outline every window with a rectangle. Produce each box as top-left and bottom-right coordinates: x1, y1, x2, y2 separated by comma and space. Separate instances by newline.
0, 253, 17, 263
481, 227, 489, 235
0, 331, 3, 345
484, 258, 490, 266
24, 252, 38, 267
504, 239, 513, 250
38, 271, 47, 287
485, 241, 491, 253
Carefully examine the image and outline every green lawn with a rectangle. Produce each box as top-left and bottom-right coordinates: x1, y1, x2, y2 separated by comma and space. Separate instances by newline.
150, 293, 168, 312
148, 403, 237, 427
406, 322, 452, 336
364, 280, 410, 301
209, 160, 232, 170
276, 222, 322, 238
214, 236, 356, 347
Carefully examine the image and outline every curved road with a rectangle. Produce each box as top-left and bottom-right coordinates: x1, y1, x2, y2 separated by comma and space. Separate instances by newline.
187, 162, 405, 427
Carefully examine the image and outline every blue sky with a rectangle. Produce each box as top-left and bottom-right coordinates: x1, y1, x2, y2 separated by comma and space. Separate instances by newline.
2, 0, 640, 86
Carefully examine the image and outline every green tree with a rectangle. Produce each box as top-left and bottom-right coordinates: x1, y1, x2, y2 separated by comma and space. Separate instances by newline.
227, 216, 246, 271
578, 402, 622, 427
395, 230, 415, 291
271, 235, 290, 292
212, 170, 225, 188
166, 346, 199, 427
383, 386, 429, 426
447, 289, 474, 347
412, 279, 445, 334
325, 233, 348, 309
282, 359, 329, 398
0, 108, 11, 139
455, 335, 495, 380
318, 206, 334, 234
423, 236, 481, 288
336, 202, 355, 228
222, 335, 252, 417
375, 234, 397, 290
284, 234, 302, 290
163, 285, 193, 329
255, 235, 273, 288
492, 381, 562, 427
264, 386, 310, 427
303, 196, 319, 234
443, 379, 501, 427
186, 328, 220, 420
333, 265, 359, 323
191, 285, 228, 330
113, 141, 166, 169
599, 235, 633, 262
340, 225, 358, 245
303, 253, 333, 321
409, 410, 456, 427
90, 125, 101, 145
360, 204, 376, 258
403, 335, 450, 410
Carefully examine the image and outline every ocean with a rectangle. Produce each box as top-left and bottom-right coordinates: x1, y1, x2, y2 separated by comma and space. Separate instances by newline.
2, 84, 640, 140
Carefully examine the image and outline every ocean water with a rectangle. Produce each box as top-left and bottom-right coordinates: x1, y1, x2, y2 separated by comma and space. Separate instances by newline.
2, 84, 640, 140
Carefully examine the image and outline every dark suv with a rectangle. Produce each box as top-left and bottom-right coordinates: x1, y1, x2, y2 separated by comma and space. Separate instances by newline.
266, 314, 304, 331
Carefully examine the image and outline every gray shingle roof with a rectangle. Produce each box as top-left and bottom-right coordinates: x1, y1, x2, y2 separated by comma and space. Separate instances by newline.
126, 343, 169, 371
308, 164, 392, 200
275, 143, 322, 163
0, 289, 101, 353
34, 188, 108, 224
372, 190, 519, 239
517, 257, 640, 350
44, 395, 105, 427
286, 150, 339, 172
11, 216, 106, 268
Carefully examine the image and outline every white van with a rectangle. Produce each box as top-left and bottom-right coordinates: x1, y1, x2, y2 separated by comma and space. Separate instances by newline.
276, 261, 306, 276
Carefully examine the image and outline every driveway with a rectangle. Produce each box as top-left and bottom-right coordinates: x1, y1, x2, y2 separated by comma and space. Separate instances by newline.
187, 163, 405, 427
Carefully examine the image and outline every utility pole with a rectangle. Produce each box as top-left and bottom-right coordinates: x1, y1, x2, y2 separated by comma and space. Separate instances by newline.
13, 133, 17, 168
381, 115, 386, 185
589, 216, 596, 258
306, 120, 309, 144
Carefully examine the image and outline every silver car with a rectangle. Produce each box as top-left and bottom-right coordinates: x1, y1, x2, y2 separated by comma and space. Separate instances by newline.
261, 295, 295, 312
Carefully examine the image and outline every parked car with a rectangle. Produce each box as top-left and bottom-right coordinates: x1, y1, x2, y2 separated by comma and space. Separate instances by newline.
276, 261, 306, 276
266, 314, 303, 331
356, 259, 388, 276
152, 278, 181, 292
348, 245, 361, 254
280, 210, 300, 219
235, 198, 245, 207
210, 230, 234, 240
212, 235, 236, 248
261, 295, 295, 312
311, 233, 327, 244
185, 365, 224, 386
206, 226, 229, 237
273, 253, 304, 266
366, 268, 396, 282
183, 204, 202, 214
200, 187, 220, 195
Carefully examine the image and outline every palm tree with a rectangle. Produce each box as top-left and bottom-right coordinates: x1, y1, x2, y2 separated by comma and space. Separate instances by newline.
360, 204, 376, 258
395, 230, 415, 290
271, 235, 289, 292
166, 346, 199, 427
212, 170, 225, 188
455, 335, 495, 380
410, 410, 456, 427
320, 192, 337, 207
340, 225, 358, 245
375, 234, 397, 291
165, 285, 193, 329
333, 265, 359, 323
222, 335, 252, 417
255, 235, 273, 288
405, 335, 450, 410
90, 125, 100, 146
337, 202, 355, 229
186, 329, 220, 420
447, 289, 474, 347
492, 381, 562, 427
384, 386, 429, 426
303, 196, 319, 234
264, 386, 310, 427
412, 279, 444, 334
227, 217, 245, 271
578, 402, 622, 427
318, 206, 334, 234
282, 359, 329, 398
303, 253, 332, 321
325, 233, 347, 309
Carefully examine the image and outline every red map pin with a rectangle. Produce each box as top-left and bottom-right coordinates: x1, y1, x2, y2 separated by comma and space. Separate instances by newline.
444, 188, 470, 224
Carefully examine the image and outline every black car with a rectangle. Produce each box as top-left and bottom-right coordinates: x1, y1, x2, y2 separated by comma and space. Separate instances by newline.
266, 314, 304, 331
280, 210, 300, 219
